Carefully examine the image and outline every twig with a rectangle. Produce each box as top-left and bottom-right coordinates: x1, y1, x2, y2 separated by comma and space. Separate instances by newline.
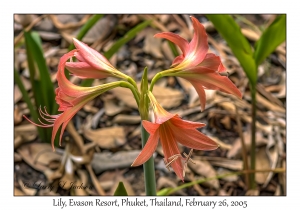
85, 164, 106, 196
66, 122, 85, 155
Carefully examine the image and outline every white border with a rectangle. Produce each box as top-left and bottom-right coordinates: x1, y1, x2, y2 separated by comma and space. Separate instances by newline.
5, 1, 296, 209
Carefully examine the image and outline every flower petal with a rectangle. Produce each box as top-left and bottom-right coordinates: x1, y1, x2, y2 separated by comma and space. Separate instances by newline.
131, 129, 159, 166
188, 80, 207, 111
198, 53, 224, 72
73, 38, 114, 70
170, 115, 206, 129
148, 91, 176, 124
65, 62, 112, 79
171, 54, 185, 67
180, 68, 242, 99
183, 16, 208, 67
154, 32, 189, 56
50, 98, 90, 150
171, 126, 219, 151
142, 120, 160, 134
160, 123, 184, 181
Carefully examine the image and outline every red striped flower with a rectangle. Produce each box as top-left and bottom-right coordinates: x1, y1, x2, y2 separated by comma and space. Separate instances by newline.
65, 38, 128, 80
154, 16, 242, 111
132, 92, 218, 181
24, 46, 123, 150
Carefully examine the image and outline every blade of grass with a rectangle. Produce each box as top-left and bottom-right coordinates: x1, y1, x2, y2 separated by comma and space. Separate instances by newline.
113, 182, 128, 196
24, 31, 56, 113
80, 19, 152, 87
206, 14, 258, 190
14, 68, 44, 139
206, 14, 257, 86
167, 41, 179, 57
253, 14, 286, 66
157, 168, 286, 196
24, 31, 57, 144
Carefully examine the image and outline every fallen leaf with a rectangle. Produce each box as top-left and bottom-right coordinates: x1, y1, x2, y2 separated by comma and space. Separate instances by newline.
188, 160, 220, 189
227, 131, 268, 158
103, 94, 127, 116
14, 187, 25, 196
113, 114, 141, 124
262, 131, 279, 188
83, 126, 126, 149
111, 83, 184, 109
92, 150, 141, 174
255, 147, 270, 184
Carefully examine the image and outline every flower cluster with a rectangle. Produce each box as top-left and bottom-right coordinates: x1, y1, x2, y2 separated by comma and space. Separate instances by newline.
24, 17, 242, 180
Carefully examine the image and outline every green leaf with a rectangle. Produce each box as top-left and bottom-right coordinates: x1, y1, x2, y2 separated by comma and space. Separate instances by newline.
113, 182, 128, 196
24, 31, 56, 113
14, 69, 45, 138
104, 20, 152, 59
167, 41, 179, 57
80, 20, 152, 87
24, 31, 57, 144
206, 15, 257, 86
156, 188, 173, 196
253, 14, 286, 66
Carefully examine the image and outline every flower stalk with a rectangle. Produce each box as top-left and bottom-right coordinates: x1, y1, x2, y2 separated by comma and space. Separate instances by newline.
139, 67, 157, 195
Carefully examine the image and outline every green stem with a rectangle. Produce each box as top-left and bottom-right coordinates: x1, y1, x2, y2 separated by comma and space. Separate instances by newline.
127, 76, 139, 95
250, 84, 257, 189
120, 81, 140, 106
141, 125, 157, 195
149, 72, 162, 91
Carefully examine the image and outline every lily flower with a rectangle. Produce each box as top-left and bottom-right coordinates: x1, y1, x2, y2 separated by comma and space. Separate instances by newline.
131, 92, 218, 181
154, 16, 242, 111
65, 38, 128, 80
24, 50, 123, 150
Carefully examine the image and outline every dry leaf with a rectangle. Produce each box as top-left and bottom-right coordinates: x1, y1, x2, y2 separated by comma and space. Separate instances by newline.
92, 150, 141, 174
208, 136, 232, 150
188, 160, 220, 189
111, 84, 184, 109
113, 114, 141, 124
18, 179, 37, 196
83, 126, 126, 149
14, 187, 25, 196
103, 95, 126, 116
143, 28, 164, 58
262, 132, 279, 188
14, 76, 32, 103
255, 147, 270, 184
227, 131, 268, 158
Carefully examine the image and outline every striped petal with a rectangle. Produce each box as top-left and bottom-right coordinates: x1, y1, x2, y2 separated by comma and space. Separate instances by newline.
154, 32, 189, 56
180, 67, 242, 99
170, 125, 219, 151
182, 16, 208, 68
131, 128, 160, 166
65, 62, 112, 79
159, 123, 184, 181
73, 38, 114, 70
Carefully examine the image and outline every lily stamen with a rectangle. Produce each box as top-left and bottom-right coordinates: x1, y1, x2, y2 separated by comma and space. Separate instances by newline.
183, 149, 195, 164
164, 154, 182, 169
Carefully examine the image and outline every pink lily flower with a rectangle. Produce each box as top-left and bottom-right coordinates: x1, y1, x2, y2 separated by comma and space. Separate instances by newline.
24, 50, 123, 150
154, 16, 242, 111
131, 92, 219, 181
65, 38, 128, 80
